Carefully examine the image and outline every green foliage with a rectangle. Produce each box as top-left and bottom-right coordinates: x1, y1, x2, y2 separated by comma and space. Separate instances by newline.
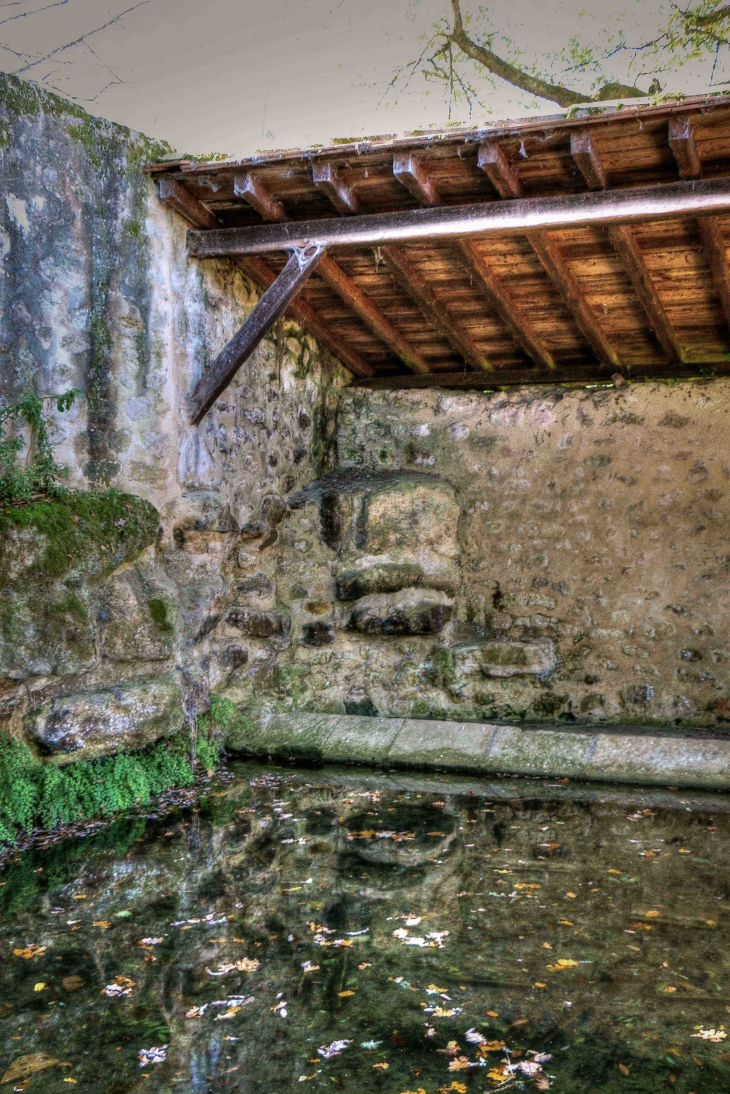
0, 386, 82, 507
196, 694, 234, 771
0, 732, 201, 847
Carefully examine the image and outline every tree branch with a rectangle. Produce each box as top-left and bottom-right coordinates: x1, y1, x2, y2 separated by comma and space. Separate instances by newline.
13, 0, 150, 75
447, 0, 648, 107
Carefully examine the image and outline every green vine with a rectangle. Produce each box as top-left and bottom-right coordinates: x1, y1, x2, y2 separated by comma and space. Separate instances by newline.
0, 386, 82, 508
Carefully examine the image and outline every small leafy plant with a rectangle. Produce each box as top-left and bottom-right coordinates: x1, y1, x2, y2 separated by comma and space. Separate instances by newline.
0, 386, 81, 507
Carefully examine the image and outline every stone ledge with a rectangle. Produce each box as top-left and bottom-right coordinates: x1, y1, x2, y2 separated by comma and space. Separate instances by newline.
226, 712, 730, 790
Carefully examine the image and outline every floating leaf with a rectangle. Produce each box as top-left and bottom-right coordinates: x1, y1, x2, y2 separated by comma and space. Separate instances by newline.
1, 1053, 61, 1084
13, 945, 46, 960
546, 959, 579, 972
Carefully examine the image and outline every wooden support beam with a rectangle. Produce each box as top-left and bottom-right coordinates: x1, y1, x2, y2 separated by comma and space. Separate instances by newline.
570, 131, 607, 191
392, 152, 555, 371
666, 121, 730, 332
477, 140, 524, 198
608, 225, 684, 363
382, 245, 490, 371
158, 177, 220, 229
352, 360, 730, 392
233, 172, 287, 221
568, 135, 684, 364
158, 177, 373, 383
312, 162, 361, 215
528, 230, 621, 369
393, 152, 442, 206
189, 245, 326, 424
699, 217, 730, 329
238, 170, 432, 374
187, 178, 730, 256
454, 238, 556, 370
668, 115, 702, 180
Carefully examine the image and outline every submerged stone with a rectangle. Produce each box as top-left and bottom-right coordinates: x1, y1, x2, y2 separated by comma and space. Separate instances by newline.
25, 673, 183, 758
348, 588, 453, 636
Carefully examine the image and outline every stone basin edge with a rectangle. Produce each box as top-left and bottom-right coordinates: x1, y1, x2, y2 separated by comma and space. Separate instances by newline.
225, 712, 730, 791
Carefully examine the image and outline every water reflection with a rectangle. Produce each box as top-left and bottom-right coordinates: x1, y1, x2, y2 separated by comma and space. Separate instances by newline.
0, 762, 729, 1093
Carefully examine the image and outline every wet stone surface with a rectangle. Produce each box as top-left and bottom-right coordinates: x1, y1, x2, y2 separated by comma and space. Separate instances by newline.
0, 762, 729, 1093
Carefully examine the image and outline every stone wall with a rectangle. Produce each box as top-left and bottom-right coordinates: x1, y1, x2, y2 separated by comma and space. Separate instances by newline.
3, 73, 730, 760
0, 74, 347, 756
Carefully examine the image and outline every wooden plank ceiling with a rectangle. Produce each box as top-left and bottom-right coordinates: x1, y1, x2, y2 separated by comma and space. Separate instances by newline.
147, 96, 730, 390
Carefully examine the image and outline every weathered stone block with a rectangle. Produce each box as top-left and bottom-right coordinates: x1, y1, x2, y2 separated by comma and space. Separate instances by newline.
335, 559, 459, 601
226, 608, 290, 638
348, 589, 453, 636
301, 621, 336, 646
436, 638, 556, 694
25, 673, 183, 758
98, 571, 175, 663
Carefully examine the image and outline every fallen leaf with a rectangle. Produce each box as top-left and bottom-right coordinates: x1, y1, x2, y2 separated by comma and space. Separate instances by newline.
692, 1029, 727, 1042
372, 1062, 389, 1069
618, 1063, 630, 1075
62, 976, 84, 993
487, 1010, 499, 1017
487, 1066, 511, 1083
1, 1054, 60, 1084
12, 946, 46, 960
547, 959, 579, 972
337, 990, 355, 998
559, 920, 573, 926
358, 963, 371, 970
63, 1081, 77, 1085
33, 982, 46, 992
566, 892, 577, 899
534, 982, 548, 989
92, 921, 111, 930
645, 910, 661, 918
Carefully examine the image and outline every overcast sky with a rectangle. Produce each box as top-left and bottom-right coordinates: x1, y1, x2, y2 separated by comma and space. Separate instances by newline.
0, 0, 722, 157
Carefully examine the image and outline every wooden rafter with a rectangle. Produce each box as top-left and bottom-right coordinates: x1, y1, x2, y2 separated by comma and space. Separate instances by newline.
187, 178, 730, 256
570, 132, 684, 363
312, 162, 361, 215
392, 152, 555, 370
667, 116, 730, 331
237, 170, 432, 374
311, 154, 489, 371
158, 178, 373, 406
478, 139, 622, 369
382, 245, 490, 371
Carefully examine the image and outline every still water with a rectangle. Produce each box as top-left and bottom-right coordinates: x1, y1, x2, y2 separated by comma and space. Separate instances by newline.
0, 761, 729, 1093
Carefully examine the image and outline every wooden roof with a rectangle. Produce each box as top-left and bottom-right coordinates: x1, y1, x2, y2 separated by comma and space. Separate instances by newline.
148, 95, 730, 391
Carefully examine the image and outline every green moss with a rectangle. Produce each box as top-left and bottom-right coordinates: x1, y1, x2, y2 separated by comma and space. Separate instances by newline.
148, 597, 172, 632
47, 591, 88, 622
0, 731, 200, 846
0, 490, 159, 585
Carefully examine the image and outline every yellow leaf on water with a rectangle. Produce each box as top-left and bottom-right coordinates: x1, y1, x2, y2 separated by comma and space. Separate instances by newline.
92, 921, 111, 930
515, 883, 541, 890
337, 990, 355, 997
13, 946, 46, 960
566, 892, 577, 899
547, 959, 579, 972
372, 1062, 389, 1069
559, 920, 573, 926
282, 887, 302, 893
487, 1010, 499, 1017
487, 1066, 510, 1083
534, 982, 548, 989
34, 983, 46, 992
63, 1080, 77, 1085
1, 1053, 61, 1084
645, 910, 661, 918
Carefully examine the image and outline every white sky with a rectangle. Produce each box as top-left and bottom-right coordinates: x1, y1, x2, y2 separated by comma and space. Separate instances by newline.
0, 0, 723, 157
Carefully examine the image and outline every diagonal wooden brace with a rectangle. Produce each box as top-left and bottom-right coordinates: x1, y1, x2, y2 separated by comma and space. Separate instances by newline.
189, 243, 326, 424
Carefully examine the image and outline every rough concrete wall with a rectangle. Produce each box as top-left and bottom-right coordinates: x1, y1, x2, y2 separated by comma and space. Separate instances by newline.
0, 75, 347, 753
316, 381, 730, 728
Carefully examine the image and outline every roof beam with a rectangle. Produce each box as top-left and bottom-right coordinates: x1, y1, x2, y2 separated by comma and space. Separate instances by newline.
569, 133, 684, 363
478, 140, 524, 199
352, 360, 730, 391
237, 170, 432, 374
668, 115, 702, 180
382, 245, 491, 371
393, 152, 554, 369
477, 138, 620, 368
189, 244, 326, 424
158, 177, 374, 384
570, 130, 607, 191
312, 162, 361, 215
186, 177, 730, 256
608, 225, 684, 363
666, 117, 730, 330
315, 154, 482, 368
527, 229, 621, 368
